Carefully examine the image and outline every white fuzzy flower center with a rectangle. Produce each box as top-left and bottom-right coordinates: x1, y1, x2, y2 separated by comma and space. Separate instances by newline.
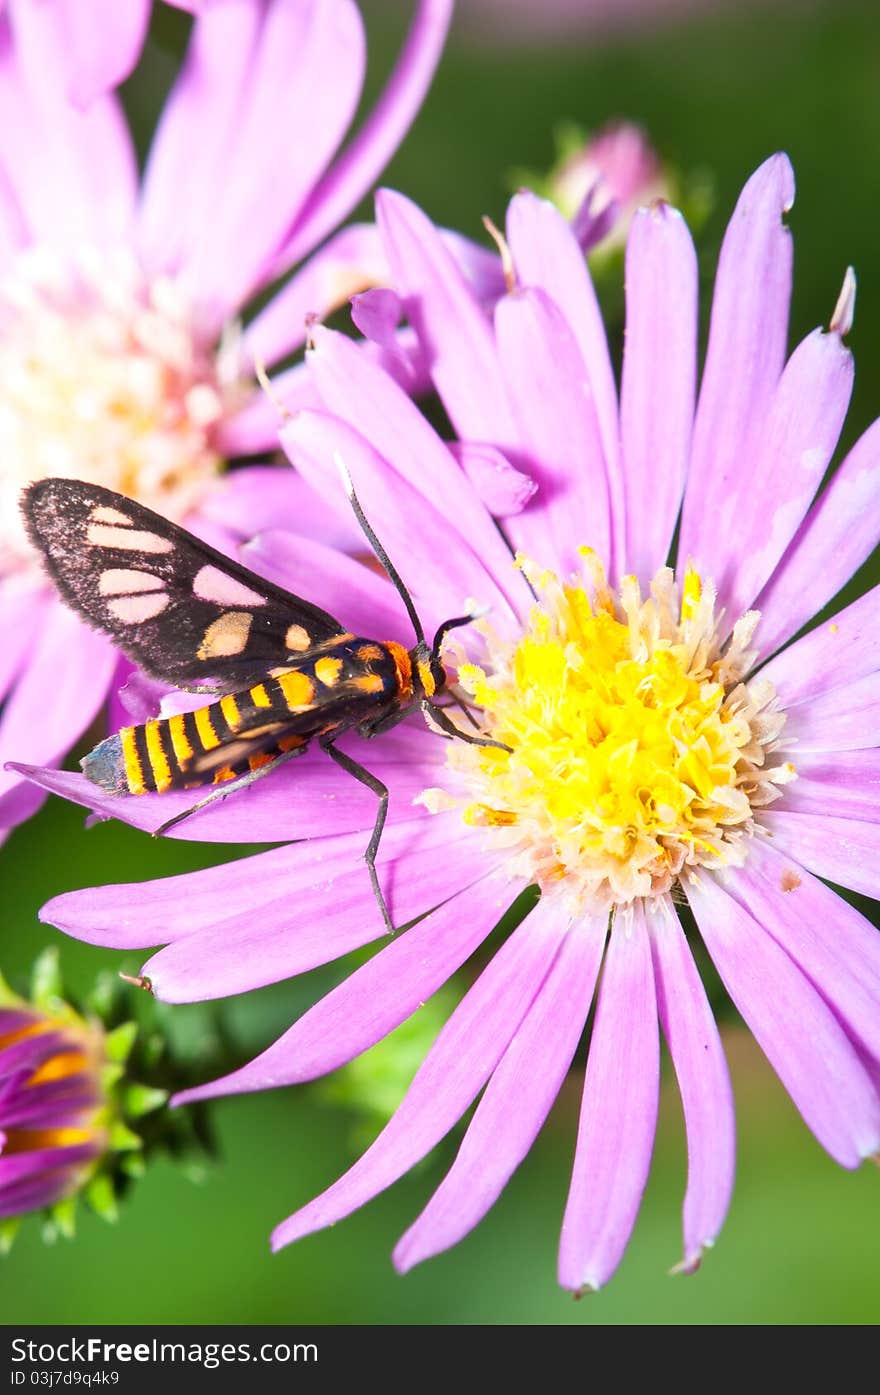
0, 246, 245, 577
421, 551, 795, 914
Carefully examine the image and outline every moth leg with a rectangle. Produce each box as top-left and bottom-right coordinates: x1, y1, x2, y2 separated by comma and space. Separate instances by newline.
152, 746, 305, 837
320, 738, 393, 936
421, 699, 512, 753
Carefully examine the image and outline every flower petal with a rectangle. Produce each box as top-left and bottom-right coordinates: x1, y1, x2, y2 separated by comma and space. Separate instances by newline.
278, 0, 454, 268
57, 0, 150, 108
271, 902, 570, 1252
242, 530, 411, 641
494, 286, 612, 574
174, 872, 518, 1105
198, 465, 363, 555
141, 815, 494, 1002
0, 9, 137, 246
14, 723, 445, 843
303, 327, 526, 616
394, 910, 605, 1274
782, 672, 879, 752
753, 417, 880, 658
679, 155, 794, 580
242, 223, 386, 370
730, 840, 880, 1062
281, 408, 523, 638
0, 601, 116, 831
559, 905, 659, 1292
714, 325, 853, 625
375, 187, 515, 444
761, 811, 880, 901
620, 202, 698, 579
759, 584, 880, 706
648, 896, 735, 1275
447, 442, 537, 518
781, 750, 880, 823
505, 190, 621, 556
686, 870, 880, 1166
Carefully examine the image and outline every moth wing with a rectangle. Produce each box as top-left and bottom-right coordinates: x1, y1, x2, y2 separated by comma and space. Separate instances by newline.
22, 478, 347, 690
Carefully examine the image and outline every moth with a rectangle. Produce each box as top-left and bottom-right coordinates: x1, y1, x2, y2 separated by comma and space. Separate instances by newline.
22, 476, 502, 933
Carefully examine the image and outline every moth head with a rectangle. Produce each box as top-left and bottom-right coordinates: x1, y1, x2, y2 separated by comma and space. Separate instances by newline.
411, 642, 448, 701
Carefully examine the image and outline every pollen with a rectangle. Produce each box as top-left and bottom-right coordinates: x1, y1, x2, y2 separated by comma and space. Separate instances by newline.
420, 554, 795, 914
0, 246, 247, 576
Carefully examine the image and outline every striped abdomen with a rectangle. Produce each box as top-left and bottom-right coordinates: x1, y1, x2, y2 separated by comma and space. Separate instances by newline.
81, 638, 412, 796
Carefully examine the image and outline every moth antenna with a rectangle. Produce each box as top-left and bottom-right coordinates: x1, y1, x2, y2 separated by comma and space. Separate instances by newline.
333, 451, 426, 647
253, 355, 293, 421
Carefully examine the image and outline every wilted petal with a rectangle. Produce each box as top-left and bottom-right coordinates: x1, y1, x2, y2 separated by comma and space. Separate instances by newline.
559, 905, 659, 1292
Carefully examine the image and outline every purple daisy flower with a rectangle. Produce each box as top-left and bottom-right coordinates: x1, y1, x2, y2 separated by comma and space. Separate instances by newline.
30, 153, 880, 1290
0, 0, 453, 838
1, 965, 112, 1225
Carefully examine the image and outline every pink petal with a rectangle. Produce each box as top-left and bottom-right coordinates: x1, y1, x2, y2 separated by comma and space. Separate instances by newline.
505, 191, 621, 566
242, 223, 386, 370
494, 286, 612, 574
781, 750, 880, 823
174, 871, 519, 1105
271, 905, 570, 1251
760, 584, 880, 706
448, 442, 537, 518
281, 408, 522, 640
394, 909, 606, 1274
0, 581, 46, 701
761, 810, 880, 901
0, 601, 116, 831
620, 202, 698, 580
648, 896, 735, 1275
139, 816, 493, 1003
782, 672, 879, 752
714, 325, 853, 626
0, 8, 136, 246
559, 905, 659, 1292
375, 187, 515, 444
197, 465, 363, 555
754, 417, 880, 658
679, 155, 794, 584
304, 327, 527, 618
686, 870, 880, 1166
730, 840, 880, 1062
14, 722, 445, 843
278, 0, 454, 268
214, 364, 321, 458
57, 0, 150, 108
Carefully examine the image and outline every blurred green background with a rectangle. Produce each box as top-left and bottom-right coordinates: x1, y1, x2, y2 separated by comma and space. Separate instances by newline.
2, 0, 879, 1326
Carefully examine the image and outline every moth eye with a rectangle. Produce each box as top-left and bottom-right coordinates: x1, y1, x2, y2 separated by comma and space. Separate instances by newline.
285, 623, 311, 651
192, 565, 267, 607
197, 611, 254, 659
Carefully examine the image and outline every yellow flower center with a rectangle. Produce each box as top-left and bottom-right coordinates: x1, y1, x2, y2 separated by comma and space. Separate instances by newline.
421, 551, 794, 913
0, 246, 247, 576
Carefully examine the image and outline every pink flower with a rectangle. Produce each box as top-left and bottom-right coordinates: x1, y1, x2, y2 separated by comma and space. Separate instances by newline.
28, 155, 880, 1290
0, 0, 453, 838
